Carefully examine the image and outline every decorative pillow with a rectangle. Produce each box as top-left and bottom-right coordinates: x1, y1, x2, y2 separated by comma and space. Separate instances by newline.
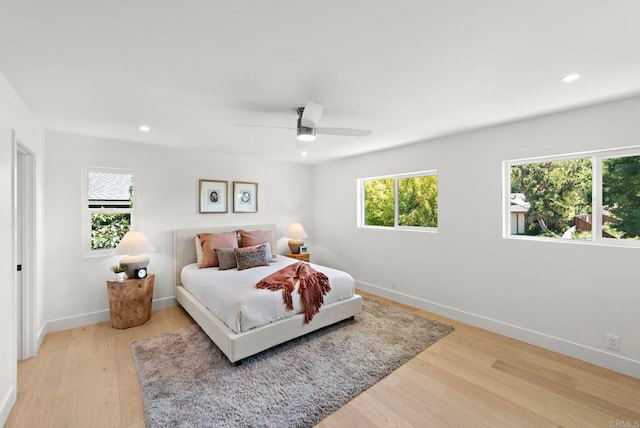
238, 229, 276, 257
215, 248, 238, 270
234, 244, 269, 271
198, 232, 239, 268
195, 236, 204, 267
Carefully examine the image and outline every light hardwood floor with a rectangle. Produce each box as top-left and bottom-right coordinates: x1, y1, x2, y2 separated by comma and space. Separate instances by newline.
7, 291, 640, 427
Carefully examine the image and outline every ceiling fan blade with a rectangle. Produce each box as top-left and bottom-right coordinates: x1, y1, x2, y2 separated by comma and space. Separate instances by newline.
236, 124, 294, 130
301, 102, 324, 128
316, 127, 372, 137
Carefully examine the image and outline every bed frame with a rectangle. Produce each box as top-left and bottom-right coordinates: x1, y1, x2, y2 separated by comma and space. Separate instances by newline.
173, 224, 362, 364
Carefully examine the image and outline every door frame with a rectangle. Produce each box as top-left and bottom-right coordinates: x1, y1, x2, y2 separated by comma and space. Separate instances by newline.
14, 132, 36, 359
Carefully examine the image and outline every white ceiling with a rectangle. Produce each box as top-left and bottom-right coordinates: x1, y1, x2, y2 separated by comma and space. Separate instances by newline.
1, 1, 640, 164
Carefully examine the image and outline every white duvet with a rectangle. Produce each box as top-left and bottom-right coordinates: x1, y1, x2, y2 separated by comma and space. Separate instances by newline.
180, 256, 355, 334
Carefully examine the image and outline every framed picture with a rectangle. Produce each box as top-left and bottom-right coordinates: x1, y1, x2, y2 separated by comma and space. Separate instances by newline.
233, 181, 258, 213
300, 246, 308, 254
199, 179, 228, 214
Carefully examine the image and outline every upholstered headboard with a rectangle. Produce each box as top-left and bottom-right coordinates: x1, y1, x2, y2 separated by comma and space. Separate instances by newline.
173, 224, 278, 291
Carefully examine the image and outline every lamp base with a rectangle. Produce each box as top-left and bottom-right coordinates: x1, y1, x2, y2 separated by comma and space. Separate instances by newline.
119, 254, 150, 279
288, 239, 304, 254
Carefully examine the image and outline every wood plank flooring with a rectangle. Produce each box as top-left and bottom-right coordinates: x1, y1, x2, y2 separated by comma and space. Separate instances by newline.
7, 291, 640, 427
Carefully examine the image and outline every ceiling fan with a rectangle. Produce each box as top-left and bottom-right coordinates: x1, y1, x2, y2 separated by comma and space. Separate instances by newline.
237, 102, 372, 142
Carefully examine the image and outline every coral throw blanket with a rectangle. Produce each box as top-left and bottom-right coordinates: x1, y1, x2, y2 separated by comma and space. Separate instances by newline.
256, 261, 331, 323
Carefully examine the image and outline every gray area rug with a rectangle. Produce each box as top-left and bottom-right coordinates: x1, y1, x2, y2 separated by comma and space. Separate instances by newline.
131, 297, 453, 427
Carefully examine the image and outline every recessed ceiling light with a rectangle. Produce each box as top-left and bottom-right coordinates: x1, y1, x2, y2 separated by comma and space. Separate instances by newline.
561, 74, 581, 83
139, 125, 150, 132
301, 151, 308, 157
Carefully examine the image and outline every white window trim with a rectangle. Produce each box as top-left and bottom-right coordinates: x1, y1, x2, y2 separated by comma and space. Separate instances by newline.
503, 146, 640, 248
81, 166, 137, 258
358, 169, 438, 232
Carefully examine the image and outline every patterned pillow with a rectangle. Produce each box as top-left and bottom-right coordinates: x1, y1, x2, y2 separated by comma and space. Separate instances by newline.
198, 232, 238, 268
234, 245, 269, 271
215, 248, 237, 270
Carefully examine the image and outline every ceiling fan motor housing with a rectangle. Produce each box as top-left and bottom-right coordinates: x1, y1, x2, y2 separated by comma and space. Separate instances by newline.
296, 108, 316, 141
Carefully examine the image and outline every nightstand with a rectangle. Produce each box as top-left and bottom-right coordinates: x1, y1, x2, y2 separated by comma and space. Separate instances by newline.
106, 274, 154, 329
287, 252, 310, 262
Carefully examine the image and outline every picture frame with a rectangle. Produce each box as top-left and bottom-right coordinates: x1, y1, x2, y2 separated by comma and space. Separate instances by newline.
199, 179, 228, 214
233, 181, 258, 213
300, 246, 308, 254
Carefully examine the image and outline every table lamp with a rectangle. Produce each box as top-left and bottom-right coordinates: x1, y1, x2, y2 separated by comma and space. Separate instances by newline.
114, 231, 156, 278
285, 223, 308, 254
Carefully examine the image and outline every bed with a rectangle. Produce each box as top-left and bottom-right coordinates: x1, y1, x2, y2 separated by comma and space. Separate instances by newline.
173, 224, 362, 364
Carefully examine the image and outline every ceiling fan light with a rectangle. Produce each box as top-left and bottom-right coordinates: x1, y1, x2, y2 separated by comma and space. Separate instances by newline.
296, 126, 316, 141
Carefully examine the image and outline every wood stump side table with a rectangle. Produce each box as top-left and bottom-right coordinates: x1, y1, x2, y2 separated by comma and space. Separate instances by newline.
106, 274, 155, 329
286, 252, 310, 262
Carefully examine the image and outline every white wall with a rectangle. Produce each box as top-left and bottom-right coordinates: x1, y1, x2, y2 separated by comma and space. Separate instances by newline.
43, 131, 314, 331
0, 72, 45, 425
313, 95, 640, 378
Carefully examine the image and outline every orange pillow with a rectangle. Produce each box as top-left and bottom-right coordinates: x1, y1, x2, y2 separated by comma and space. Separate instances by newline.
197, 232, 238, 268
238, 229, 275, 255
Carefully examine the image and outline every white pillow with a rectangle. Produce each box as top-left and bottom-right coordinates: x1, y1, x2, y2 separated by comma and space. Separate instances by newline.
261, 241, 276, 263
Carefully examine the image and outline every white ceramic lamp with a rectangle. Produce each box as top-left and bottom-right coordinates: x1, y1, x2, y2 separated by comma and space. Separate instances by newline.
114, 231, 156, 278
285, 223, 308, 254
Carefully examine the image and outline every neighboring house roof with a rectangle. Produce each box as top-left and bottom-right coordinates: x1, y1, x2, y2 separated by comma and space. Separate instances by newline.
88, 172, 132, 201
510, 193, 530, 213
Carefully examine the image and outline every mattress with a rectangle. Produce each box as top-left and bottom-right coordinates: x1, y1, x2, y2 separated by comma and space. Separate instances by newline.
180, 256, 355, 333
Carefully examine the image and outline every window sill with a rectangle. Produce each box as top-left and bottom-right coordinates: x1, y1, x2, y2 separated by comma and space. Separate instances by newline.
504, 234, 640, 249
358, 225, 438, 233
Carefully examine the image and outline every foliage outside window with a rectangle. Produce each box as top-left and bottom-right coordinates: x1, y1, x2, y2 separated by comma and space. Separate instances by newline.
602, 155, 640, 240
363, 177, 394, 226
82, 168, 136, 257
360, 171, 438, 230
91, 212, 131, 250
506, 150, 640, 245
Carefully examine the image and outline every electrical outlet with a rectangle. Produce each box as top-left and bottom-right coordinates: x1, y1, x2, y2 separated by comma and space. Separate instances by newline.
391, 279, 397, 289
606, 334, 620, 351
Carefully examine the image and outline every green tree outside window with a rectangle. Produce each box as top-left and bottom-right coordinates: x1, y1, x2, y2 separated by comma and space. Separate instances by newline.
362, 173, 438, 229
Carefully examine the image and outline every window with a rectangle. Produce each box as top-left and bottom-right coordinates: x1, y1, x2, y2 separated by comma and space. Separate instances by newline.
505, 148, 640, 246
82, 167, 136, 257
602, 154, 640, 241
362, 177, 394, 227
509, 157, 592, 239
359, 171, 438, 230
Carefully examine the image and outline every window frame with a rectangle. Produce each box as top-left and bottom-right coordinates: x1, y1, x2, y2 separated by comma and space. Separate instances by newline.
503, 146, 640, 248
358, 169, 438, 232
81, 166, 137, 258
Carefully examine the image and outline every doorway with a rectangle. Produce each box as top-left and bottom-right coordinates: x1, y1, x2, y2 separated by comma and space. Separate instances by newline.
14, 134, 36, 360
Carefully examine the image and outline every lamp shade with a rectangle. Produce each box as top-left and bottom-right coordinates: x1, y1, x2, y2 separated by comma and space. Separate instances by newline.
285, 223, 308, 239
114, 231, 156, 278
114, 231, 156, 255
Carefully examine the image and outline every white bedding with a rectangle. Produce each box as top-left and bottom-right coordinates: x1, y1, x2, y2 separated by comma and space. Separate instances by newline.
180, 256, 355, 334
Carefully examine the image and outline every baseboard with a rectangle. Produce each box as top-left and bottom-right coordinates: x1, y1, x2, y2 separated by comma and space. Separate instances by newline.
356, 281, 640, 379
43, 296, 178, 334
152, 296, 177, 310
44, 308, 111, 334
0, 385, 16, 427
36, 322, 47, 353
